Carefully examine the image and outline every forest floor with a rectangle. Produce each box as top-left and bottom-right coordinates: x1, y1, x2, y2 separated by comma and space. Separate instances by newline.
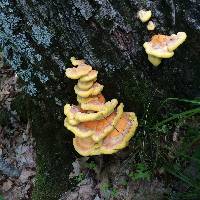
0, 66, 36, 200
59, 157, 169, 200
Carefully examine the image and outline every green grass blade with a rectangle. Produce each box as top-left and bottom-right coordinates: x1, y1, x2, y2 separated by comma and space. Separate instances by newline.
153, 107, 200, 129
167, 98, 200, 105
166, 167, 199, 190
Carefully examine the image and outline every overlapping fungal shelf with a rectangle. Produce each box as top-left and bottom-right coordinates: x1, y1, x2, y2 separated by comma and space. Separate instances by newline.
143, 32, 187, 66
64, 57, 138, 156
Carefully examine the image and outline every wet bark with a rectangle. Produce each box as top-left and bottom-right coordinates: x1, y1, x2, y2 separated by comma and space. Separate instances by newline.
1, 0, 200, 113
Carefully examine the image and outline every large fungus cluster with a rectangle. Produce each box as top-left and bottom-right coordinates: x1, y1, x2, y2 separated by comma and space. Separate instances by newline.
64, 57, 138, 156
143, 32, 187, 66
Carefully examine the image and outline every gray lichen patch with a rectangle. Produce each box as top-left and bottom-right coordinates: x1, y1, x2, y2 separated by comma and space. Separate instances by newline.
72, 0, 94, 20
32, 25, 53, 47
94, 0, 131, 32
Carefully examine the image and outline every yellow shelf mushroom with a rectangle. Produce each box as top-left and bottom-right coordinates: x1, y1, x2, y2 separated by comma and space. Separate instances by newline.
74, 99, 118, 122
148, 55, 162, 67
74, 82, 104, 98
80, 94, 106, 111
143, 32, 187, 66
73, 137, 101, 156
147, 21, 156, 31
64, 104, 81, 126
64, 57, 138, 156
137, 10, 152, 23
79, 70, 98, 82
77, 79, 96, 90
65, 103, 123, 142
77, 94, 105, 104
100, 112, 138, 154
65, 64, 92, 79
70, 57, 85, 66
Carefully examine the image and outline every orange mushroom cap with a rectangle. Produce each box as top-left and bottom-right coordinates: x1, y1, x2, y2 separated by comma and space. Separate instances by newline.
80, 94, 106, 111
71, 110, 138, 156
74, 99, 118, 122
91, 103, 124, 141
65, 103, 123, 141
143, 32, 187, 59
100, 112, 138, 154
73, 137, 101, 156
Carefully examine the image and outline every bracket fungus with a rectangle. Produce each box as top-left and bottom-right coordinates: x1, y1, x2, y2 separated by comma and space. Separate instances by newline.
147, 21, 156, 31
80, 94, 106, 111
64, 57, 138, 156
143, 32, 187, 66
137, 10, 152, 23
74, 82, 104, 98
80, 70, 98, 82
65, 64, 92, 79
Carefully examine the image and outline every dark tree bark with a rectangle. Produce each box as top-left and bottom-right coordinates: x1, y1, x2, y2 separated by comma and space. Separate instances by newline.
1, 0, 200, 199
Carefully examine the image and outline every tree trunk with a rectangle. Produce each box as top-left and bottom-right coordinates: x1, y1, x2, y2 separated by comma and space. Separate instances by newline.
1, 0, 200, 199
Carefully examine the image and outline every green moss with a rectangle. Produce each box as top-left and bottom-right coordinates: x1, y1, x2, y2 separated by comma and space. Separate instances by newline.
32, 125, 74, 199
122, 78, 153, 113
30, 99, 74, 200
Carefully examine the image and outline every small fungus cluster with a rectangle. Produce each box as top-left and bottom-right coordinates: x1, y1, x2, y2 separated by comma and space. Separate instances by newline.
64, 57, 138, 156
143, 32, 187, 66
137, 9, 187, 66
137, 10, 155, 31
